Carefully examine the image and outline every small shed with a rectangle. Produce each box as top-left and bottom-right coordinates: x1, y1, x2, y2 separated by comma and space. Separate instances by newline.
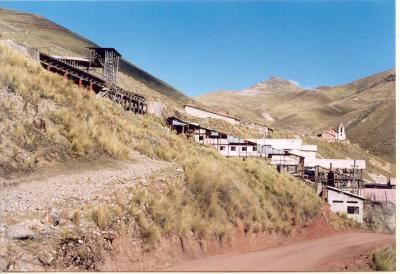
326, 186, 365, 223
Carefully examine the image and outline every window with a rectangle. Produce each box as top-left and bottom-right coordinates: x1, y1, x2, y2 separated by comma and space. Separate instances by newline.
347, 206, 359, 215
252, 146, 257, 152
199, 136, 204, 141
332, 200, 343, 203
347, 201, 358, 204
219, 146, 225, 151
231, 146, 236, 151
241, 146, 247, 151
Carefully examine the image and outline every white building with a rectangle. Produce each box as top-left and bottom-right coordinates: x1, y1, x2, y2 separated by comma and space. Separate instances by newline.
290, 144, 318, 160
248, 139, 317, 160
216, 137, 260, 158
184, 105, 240, 125
337, 123, 346, 141
248, 139, 303, 150
305, 159, 366, 170
147, 101, 165, 116
167, 116, 258, 158
326, 186, 365, 223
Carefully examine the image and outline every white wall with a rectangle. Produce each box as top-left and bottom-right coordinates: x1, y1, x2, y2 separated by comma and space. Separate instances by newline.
290, 149, 316, 160
327, 189, 364, 223
271, 155, 300, 166
215, 144, 259, 157
184, 106, 240, 125
147, 101, 165, 116
337, 124, 346, 141
248, 139, 303, 150
305, 159, 366, 169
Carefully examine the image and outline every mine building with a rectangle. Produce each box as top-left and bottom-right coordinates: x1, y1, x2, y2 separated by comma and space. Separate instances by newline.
1, 39, 147, 114
166, 116, 259, 157
324, 186, 365, 223
248, 139, 318, 160
271, 152, 305, 173
361, 180, 396, 204
184, 105, 241, 125
44, 47, 146, 114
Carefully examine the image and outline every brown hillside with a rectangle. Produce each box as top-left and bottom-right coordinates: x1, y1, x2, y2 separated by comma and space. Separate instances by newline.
196, 70, 396, 162
0, 8, 192, 106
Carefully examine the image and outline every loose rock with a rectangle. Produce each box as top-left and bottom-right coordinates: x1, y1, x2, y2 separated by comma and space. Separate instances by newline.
46, 209, 61, 226
38, 251, 54, 266
7, 223, 35, 240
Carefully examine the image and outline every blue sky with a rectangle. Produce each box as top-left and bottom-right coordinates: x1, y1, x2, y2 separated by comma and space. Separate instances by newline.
0, 1, 395, 96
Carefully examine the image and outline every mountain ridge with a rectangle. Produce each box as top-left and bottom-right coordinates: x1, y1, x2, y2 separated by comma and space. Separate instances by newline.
196, 69, 395, 162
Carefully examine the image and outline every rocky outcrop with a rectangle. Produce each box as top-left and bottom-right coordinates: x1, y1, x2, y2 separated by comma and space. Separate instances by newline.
363, 201, 395, 234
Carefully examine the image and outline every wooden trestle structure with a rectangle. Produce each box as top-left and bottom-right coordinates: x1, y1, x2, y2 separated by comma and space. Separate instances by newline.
292, 165, 365, 196
39, 49, 147, 114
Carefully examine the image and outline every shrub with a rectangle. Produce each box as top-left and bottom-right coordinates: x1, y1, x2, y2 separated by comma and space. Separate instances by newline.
372, 244, 396, 271
142, 224, 160, 246
13, 123, 25, 145
92, 206, 110, 230
72, 211, 81, 226
327, 212, 361, 230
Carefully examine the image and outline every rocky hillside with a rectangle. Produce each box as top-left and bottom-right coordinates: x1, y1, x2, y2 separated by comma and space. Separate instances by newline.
0, 8, 193, 106
0, 43, 326, 271
196, 70, 396, 163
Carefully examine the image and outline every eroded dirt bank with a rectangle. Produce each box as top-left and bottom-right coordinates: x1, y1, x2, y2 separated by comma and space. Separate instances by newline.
0, 157, 393, 272
99, 208, 370, 271
165, 232, 394, 271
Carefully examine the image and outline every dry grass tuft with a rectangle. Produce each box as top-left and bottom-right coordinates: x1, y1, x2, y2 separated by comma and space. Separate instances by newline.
327, 212, 361, 230
72, 211, 81, 226
372, 244, 396, 271
92, 206, 111, 230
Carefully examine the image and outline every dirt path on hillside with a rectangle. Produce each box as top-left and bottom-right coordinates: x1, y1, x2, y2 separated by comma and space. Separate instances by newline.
0, 155, 172, 217
166, 232, 395, 271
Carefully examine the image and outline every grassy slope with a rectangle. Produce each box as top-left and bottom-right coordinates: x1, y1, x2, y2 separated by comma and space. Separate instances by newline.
197, 71, 396, 163
0, 45, 322, 243
372, 244, 396, 271
0, 8, 192, 107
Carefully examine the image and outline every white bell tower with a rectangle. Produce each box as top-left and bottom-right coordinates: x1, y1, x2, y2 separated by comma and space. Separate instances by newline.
337, 123, 346, 140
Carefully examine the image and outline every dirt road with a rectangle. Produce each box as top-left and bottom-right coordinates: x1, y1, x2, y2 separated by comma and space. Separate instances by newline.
0, 156, 172, 216
167, 232, 394, 271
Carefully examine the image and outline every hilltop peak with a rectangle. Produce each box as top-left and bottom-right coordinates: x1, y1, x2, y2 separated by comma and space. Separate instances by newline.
246, 76, 303, 93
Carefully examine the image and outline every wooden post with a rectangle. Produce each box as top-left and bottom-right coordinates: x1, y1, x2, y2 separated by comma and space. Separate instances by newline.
78, 79, 83, 88
64, 72, 68, 81
353, 159, 356, 193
